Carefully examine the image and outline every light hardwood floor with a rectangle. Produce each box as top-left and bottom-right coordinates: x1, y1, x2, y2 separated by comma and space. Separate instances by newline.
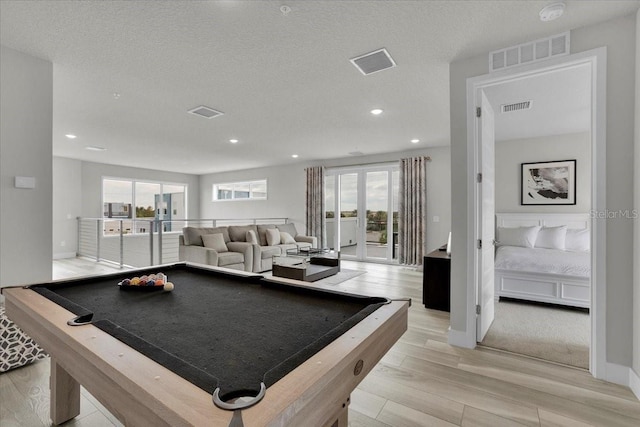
1, 258, 639, 426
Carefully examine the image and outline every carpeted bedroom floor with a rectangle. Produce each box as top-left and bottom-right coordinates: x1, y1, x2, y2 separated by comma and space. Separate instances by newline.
480, 300, 590, 369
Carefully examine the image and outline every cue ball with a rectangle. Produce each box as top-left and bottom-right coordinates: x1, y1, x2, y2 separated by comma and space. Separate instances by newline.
163, 282, 174, 291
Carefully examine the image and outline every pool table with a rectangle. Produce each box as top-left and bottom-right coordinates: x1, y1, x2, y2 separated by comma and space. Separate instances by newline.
3, 263, 408, 427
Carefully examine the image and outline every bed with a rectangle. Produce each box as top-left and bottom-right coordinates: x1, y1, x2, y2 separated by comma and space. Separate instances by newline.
494, 213, 591, 309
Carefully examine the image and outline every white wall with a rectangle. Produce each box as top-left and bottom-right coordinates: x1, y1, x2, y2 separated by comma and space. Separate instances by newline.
200, 164, 307, 229
79, 160, 200, 219
200, 146, 451, 255
450, 14, 637, 370
0, 46, 53, 288
50, 159, 200, 266
495, 132, 591, 213
53, 157, 82, 258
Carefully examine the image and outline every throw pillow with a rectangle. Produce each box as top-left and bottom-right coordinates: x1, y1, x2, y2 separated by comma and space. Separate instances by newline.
257, 225, 277, 246
496, 226, 541, 248
246, 230, 258, 245
280, 231, 296, 244
266, 228, 280, 246
276, 223, 298, 238
565, 228, 590, 252
0, 305, 48, 372
201, 233, 228, 253
535, 226, 567, 250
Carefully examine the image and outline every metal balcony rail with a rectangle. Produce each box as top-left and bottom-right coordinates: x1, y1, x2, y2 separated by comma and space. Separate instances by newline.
77, 217, 289, 268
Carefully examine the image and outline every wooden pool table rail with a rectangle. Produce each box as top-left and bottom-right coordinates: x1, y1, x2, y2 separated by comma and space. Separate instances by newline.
4, 282, 408, 427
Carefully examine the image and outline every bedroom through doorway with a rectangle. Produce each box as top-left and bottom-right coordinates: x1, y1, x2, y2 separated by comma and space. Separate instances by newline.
475, 60, 594, 369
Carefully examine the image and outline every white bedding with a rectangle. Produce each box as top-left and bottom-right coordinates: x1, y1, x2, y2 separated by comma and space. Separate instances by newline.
494, 246, 590, 278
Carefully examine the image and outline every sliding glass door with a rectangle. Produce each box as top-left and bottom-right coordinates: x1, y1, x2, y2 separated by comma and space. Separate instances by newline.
325, 164, 399, 263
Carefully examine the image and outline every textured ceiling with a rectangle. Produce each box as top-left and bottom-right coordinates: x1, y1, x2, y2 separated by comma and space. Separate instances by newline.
1, 0, 638, 174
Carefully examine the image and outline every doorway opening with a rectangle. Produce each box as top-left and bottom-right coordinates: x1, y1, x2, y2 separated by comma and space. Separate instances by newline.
466, 48, 607, 376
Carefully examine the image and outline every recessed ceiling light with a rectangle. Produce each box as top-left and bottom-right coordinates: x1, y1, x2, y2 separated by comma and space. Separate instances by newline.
85, 146, 106, 151
113, 92, 121, 99
291, 154, 299, 158
229, 139, 238, 144
65, 134, 77, 139
370, 109, 383, 115
410, 139, 420, 144
539, 1, 565, 22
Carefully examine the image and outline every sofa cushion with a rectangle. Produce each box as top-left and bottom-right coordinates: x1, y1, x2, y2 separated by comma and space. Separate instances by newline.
246, 230, 258, 244
260, 245, 281, 259
257, 224, 277, 246
217, 251, 244, 267
202, 233, 228, 253
280, 231, 296, 244
266, 228, 280, 246
276, 223, 298, 238
278, 243, 298, 253
183, 226, 230, 246
228, 225, 258, 242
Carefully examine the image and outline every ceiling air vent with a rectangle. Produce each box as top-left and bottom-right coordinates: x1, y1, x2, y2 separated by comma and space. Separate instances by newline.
350, 48, 396, 75
501, 101, 532, 113
490, 32, 569, 72
187, 105, 224, 119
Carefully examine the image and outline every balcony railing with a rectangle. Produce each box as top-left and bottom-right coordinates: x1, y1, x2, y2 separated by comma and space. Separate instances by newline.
77, 217, 289, 268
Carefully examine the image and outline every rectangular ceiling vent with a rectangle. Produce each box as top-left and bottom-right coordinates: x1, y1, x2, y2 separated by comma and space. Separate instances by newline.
188, 105, 224, 119
350, 48, 396, 75
501, 100, 532, 113
490, 32, 569, 73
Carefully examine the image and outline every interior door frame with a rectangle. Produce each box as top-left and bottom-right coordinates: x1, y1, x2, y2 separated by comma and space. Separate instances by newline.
464, 47, 607, 378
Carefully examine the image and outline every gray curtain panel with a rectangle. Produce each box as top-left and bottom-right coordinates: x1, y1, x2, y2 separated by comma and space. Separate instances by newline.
305, 166, 325, 248
398, 157, 427, 266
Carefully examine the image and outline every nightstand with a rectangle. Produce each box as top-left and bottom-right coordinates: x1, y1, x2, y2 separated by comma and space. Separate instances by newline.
423, 249, 451, 312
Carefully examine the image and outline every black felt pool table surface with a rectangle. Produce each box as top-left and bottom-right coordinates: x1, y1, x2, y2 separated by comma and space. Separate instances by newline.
32, 264, 386, 401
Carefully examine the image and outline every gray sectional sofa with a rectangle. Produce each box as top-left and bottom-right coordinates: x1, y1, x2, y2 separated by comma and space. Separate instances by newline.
178, 223, 317, 273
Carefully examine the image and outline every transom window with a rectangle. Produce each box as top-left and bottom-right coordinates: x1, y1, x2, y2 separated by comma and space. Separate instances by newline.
213, 180, 267, 201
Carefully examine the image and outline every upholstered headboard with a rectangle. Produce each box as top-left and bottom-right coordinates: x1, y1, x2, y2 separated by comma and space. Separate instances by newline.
495, 213, 590, 230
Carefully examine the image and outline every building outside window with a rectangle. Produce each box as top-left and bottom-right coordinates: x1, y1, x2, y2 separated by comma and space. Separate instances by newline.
103, 178, 187, 235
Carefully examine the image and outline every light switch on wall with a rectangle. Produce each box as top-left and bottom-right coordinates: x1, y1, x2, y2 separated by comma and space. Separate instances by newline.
15, 176, 36, 189
433, 216, 440, 223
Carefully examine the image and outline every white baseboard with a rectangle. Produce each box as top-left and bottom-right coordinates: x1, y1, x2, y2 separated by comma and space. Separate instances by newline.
448, 328, 476, 349
630, 368, 640, 401
605, 362, 630, 386
53, 252, 76, 260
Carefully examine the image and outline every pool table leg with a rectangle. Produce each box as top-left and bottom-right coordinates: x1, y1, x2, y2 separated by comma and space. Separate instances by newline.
325, 400, 349, 427
50, 358, 80, 425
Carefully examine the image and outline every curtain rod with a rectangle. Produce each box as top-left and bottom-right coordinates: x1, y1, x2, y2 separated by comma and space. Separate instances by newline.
321, 156, 431, 172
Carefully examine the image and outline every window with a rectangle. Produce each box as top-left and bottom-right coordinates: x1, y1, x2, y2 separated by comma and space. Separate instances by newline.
213, 180, 267, 201
103, 178, 187, 235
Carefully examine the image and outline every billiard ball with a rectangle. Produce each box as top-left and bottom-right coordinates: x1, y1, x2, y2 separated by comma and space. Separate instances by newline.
163, 282, 174, 292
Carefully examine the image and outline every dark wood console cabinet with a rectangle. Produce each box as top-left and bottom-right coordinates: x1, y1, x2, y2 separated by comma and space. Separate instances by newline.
423, 250, 451, 312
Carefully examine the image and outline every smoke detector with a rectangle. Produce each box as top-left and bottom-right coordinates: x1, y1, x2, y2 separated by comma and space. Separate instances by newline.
539, 2, 565, 22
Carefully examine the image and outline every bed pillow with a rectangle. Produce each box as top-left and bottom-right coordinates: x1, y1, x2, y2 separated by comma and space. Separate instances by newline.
496, 226, 540, 248
565, 228, 590, 252
266, 228, 280, 246
201, 233, 228, 253
535, 226, 567, 250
